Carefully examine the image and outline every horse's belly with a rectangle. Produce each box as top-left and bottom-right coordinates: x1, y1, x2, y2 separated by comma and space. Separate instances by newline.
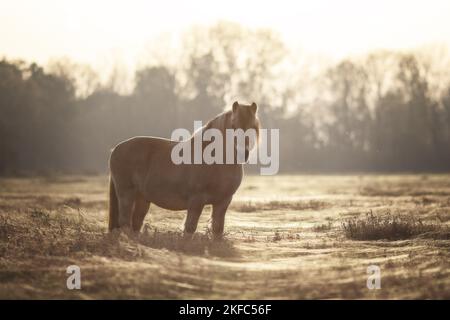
141, 155, 243, 208
145, 188, 189, 210
152, 199, 187, 211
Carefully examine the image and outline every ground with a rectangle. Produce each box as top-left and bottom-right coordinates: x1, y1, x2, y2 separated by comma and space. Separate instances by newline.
0, 174, 449, 299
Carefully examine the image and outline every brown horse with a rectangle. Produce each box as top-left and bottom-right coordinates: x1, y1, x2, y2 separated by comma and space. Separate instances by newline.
108, 101, 260, 238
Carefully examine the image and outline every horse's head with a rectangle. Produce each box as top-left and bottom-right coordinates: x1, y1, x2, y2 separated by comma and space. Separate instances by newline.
230, 101, 260, 162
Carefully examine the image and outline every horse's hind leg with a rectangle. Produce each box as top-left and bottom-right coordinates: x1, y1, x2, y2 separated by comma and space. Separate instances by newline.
117, 189, 135, 229
132, 194, 150, 232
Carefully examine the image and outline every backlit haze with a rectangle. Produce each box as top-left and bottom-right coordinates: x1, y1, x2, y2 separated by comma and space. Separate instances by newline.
1, 0, 450, 75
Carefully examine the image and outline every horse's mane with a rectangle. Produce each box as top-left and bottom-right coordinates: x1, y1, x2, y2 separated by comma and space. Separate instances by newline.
191, 111, 232, 138
205, 111, 233, 133
191, 109, 260, 140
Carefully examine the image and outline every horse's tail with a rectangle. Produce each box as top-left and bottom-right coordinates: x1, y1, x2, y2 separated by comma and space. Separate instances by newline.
108, 177, 119, 231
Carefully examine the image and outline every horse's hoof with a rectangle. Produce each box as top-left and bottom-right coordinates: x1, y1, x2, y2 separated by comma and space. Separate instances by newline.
120, 225, 132, 233
183, 232, 194, 240
212, 233, 224, 241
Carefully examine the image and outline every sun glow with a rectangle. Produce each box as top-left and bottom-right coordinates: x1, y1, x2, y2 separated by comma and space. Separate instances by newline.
1, 0, 450, 71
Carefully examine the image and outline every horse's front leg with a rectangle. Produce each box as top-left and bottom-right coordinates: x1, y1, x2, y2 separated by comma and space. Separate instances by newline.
183, 199, 205, 238
210, 196, 232, 240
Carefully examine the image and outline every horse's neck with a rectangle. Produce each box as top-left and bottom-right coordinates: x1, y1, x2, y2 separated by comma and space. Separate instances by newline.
214, 111, 231, 132
189, 111, 233, 158
192, 111, 231, 139
188, 111, 243, 165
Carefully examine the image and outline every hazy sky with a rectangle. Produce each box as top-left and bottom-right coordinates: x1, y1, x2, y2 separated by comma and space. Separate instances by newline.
1, 0, 450, 70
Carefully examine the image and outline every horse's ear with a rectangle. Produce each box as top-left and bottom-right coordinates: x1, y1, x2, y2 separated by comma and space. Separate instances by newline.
232, 101, 239, 113
250, 102, 258, 114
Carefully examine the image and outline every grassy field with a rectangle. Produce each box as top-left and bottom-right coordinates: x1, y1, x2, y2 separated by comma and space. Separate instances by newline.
0, 174, 449, 299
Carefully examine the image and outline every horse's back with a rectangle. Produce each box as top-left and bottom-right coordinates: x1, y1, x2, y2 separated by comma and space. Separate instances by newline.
109, 136, 173, 182
111, 135, 172, 159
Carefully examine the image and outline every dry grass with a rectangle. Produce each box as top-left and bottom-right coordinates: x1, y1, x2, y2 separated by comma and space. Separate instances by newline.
342, 210, 449, 240
0, 174, 449, 299
313, 221, 334, 232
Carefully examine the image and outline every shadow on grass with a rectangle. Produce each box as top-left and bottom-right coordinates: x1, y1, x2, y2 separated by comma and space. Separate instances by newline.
0, 208, 238, 261
134, 225, 240, 258
231, 199, 329, 212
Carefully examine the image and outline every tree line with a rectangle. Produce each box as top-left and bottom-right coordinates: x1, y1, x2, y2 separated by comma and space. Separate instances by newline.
1, 22, 450, 175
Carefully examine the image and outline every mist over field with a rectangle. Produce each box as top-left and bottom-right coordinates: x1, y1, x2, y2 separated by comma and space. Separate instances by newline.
1, 22, 450, 174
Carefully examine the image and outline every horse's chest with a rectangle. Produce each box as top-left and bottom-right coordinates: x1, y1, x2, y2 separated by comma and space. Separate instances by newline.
198, 166, 243, 200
